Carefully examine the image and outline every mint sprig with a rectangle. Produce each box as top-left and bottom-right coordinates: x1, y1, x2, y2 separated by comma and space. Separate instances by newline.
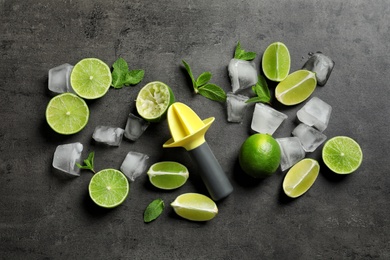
144, 198, 164, 223
182, 60, 226, 102
76, 151, 96, 174
111, 57, 144, 88
246, 75, 271, 104
234, 41, 256, 61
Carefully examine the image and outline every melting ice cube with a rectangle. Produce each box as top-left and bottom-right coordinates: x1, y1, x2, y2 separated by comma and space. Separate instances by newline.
48, 63, 74, 93
120, 151, 149, 181
276, 137, 306, 171
251, 103, 287, 135
92, 126, 124, 146
292, 123, 327, 152
52, 142, 83, 176
302, 53, 335, 86
124, 113, 150, 141
297, 97, 332, 132
226, 92, 249, 123
228, 58, 258, 93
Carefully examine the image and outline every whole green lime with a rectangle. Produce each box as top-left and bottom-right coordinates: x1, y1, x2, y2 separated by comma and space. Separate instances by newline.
239, 133, 281, 178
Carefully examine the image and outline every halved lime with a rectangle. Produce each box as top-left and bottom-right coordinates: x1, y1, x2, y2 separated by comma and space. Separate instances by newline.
89, 169, 129, 208
147, 161, 189, 190
262, 42, 291, 82
70, 58, 112, 99
136, 81, 175, 122
322, 136, 363, 174
46, 93, 89, 135
171, 193, 218, 221
275, 70, 317, 105
283, 158, 319, 198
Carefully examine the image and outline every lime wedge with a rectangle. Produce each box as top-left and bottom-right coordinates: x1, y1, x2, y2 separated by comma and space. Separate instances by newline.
322, 136, 363, 174
275, 70, 317, 105
89, 169, 129, 208
70, 58, 112, 99
147, 161, 189, 190
136, 81, 175, 122
171, 193, 218, 221
46, 93, 89, 135
283, 158, 319, 198
262, 42, 291, 82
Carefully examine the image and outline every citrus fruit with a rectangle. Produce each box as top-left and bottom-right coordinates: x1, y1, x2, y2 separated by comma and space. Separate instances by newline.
70, 58, 112, 99
262, 42, 291, 82
136, 81, 175, 122
275, 70, 317, 105
46, 93, 89, 135
171, 193, 218, 221
88, 169, 129, 208
239, 133, 281, 178
322, 136, 363, 174
283, 158, 319, 198
147, 161, 189, 190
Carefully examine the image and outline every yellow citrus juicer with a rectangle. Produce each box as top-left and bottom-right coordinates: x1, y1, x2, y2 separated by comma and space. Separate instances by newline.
163, 102, 233, 201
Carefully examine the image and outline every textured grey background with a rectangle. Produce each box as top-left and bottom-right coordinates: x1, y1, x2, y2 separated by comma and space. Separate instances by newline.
1, 0, 389, 259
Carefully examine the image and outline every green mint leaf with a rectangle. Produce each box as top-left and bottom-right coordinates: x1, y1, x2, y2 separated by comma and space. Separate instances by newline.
111, 58, 129, 89
144, 199, 164, 223
198, 83, 227, 102
76, 151, 95, 173
246, 75, 271, 104
196, 72, 212, 87
125, 69, 144, 86
234, 41, 256, 61
182, 60, 197, 91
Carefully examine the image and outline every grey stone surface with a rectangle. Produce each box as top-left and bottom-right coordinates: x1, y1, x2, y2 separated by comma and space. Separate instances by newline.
1, 0, 389, 259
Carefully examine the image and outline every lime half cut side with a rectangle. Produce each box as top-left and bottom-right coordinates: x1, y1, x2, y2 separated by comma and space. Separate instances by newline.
89, 169, 129, 208
171, 193, 218, 221
46, 93, 89, 135
283, 158, 319, 198
70, 58, 112, 99
136, 81, 175, 122
322, 136, 363, 174
262, 42, 291, 82
147, 161, 189, 190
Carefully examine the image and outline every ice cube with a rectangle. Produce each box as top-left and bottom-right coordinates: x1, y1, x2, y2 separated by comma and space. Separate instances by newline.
228, 58, 258, 93
226, 92, 249, 123
92, 126, 124, 146
302, 53, 335, 86
52, 142, 83, 176
276, 137, 306, 171
48, 63, 74, 93
120, 151, 149, 181
297, 97, 332, 132
292, 123, 327, 152
251, 103, 287, 135
124, 113, 150, 141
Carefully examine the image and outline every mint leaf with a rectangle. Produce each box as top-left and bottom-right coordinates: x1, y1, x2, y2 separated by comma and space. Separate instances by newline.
198, 83, 227, 102
234, 41, 256, 61
125, 69, 144, 85
111, 58, 129, 88
196, 72, 212, 87
246, 75, 271, 104
76, 151, 95, 174
182, 60, 197, 90
144, 199, 164, 223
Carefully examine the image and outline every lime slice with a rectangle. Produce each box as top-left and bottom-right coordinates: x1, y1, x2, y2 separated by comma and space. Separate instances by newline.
89, 169, 129, 208
275, 70, 317, 105
46, 93, 89, 135
322, 136, 363, 174
171, 193, 218, 221
136, 81, 175, 122
262, 42, 291, 82
147, 161, 189, 190
70, 58, 112, 99
283, 158, 319, 198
